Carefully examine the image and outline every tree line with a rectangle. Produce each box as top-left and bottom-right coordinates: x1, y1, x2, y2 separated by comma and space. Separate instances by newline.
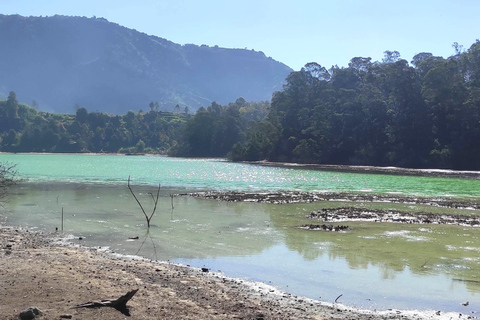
0, 92, 188, 154
1, 40, 480, 170
0, 93, 268, 156
229, 41, 480, 170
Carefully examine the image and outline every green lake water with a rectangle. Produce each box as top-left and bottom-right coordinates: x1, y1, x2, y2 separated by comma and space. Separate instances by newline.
1, 153, 480, 313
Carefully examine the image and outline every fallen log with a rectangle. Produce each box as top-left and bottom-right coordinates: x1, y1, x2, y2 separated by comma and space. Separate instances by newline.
73, 289, 138, 316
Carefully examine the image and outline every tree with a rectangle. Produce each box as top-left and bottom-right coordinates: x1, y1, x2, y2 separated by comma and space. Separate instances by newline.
182, 107, 215, 156
0, 162, 17, 201
6, 91, 19, 119
303, 62, 331, 81
75, 107, 88, 124
174, 104, 181, 113
382, 50, 401, 64
135, 139, 146, 153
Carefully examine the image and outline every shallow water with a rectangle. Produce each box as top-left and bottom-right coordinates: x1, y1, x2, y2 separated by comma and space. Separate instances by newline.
1, 154, 480, 313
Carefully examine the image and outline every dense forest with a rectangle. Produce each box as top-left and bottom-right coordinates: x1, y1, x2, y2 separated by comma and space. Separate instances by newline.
1, 40, 480, 170
0, 92, 267, 155
0, 91, 188, 154
228, 41, 480, 170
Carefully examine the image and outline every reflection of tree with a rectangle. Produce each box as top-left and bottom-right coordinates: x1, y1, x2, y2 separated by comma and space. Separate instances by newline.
267, 202, 480, 284
135, 229, 158, 260
451, 278, 480, 294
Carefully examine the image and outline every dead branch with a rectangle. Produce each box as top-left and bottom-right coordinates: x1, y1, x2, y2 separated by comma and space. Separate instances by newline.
170, 194, 175, 210
0, 162, 17, 201
73, 289, 138, 316
127, 176, 160, 228
334, 294, 343, 303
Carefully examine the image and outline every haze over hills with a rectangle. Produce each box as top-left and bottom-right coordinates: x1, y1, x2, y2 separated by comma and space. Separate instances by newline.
0, 14, 292, 114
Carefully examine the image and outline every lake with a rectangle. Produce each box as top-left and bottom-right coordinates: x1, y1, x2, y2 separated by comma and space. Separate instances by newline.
1, 153, 479, 314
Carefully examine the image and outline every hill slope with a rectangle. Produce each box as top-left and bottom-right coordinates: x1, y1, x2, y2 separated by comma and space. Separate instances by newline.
0, 14, 292, 114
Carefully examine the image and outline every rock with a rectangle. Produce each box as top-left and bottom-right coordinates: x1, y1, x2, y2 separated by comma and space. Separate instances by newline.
19, 307, 41, 320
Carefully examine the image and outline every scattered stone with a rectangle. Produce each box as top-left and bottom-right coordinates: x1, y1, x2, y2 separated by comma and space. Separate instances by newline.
183, 191, 480, 210
297, 224, 350, 232
19, 307, 41, 320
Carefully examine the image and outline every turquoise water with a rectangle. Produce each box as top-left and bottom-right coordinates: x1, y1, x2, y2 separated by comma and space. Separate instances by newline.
1, 153, 480, 197
1, 153, 480, 314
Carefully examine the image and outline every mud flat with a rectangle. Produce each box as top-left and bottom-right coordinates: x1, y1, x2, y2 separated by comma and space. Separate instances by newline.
185, 191, 480, 210
308, 207, 480, 227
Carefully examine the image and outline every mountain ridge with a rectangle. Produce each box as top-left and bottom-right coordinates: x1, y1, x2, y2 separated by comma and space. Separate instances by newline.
0, 14, 292, 114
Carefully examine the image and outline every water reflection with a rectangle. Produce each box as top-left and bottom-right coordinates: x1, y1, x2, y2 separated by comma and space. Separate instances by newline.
2, 182, 480, 312
264, 201, 480, 288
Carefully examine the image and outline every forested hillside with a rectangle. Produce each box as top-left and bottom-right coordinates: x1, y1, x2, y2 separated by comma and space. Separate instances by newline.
2, 38, 480, 170
0, 14, 291, 114
0, 91, 187, 153
0, 92, 267, 155
229, 42, 480, 170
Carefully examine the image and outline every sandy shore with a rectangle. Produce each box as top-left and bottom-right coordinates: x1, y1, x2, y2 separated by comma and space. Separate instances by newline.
1, 225, 472, 320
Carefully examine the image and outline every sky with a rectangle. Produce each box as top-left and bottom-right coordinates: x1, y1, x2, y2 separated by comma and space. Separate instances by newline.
1, 0, 480, 71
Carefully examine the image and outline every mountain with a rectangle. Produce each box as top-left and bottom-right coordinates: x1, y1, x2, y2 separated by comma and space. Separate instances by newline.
0, 14, 292, 114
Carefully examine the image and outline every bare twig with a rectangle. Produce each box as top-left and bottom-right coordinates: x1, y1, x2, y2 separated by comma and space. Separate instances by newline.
421, 258, 431, 268
127, 176, 160, 228
335, 294, 343, 303
0, 162, 17, 201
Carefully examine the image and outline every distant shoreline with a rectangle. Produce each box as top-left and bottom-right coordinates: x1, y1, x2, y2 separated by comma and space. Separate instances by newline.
246, 160, 480, 179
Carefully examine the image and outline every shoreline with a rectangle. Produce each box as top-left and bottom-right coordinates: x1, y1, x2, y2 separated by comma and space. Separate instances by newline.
0, 225, 472, 320
247, 160, 480, 179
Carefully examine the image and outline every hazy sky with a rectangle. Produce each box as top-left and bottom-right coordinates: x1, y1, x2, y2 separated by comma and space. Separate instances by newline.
2, 0, 479, 70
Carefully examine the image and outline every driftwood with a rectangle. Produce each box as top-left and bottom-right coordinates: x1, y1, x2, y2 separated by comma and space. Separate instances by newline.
73, 289, 138, 316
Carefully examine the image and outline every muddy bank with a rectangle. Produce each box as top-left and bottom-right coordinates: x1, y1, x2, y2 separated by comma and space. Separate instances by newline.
2, 225, 464, 320
308, 207, 480, 227
184, 191, 480, 210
